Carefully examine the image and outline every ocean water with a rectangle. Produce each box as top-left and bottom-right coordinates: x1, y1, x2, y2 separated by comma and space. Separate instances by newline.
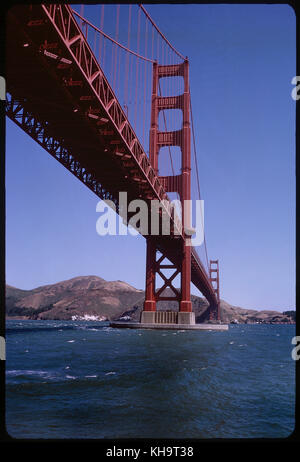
5, 320, 295, 439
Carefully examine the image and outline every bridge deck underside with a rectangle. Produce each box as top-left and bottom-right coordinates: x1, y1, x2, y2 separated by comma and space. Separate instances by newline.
6, 4, 217, 307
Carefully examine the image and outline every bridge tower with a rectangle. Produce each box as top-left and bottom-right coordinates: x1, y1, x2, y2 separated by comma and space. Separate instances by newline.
141, 59, 195, 325
209, 259, 220, 320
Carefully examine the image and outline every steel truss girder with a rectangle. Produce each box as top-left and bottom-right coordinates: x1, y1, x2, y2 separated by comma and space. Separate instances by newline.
41, 4, 166, 203
6, 94, 118, 209
30, 3, 183, 237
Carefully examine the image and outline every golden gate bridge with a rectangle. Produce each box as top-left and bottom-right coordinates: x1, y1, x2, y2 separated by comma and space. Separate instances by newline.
6, 4, 221, 325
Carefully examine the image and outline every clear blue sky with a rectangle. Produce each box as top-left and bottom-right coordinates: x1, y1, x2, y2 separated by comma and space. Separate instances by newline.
6, 4, 295, 311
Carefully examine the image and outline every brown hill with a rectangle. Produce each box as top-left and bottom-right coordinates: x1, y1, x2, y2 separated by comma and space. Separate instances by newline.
6, 276, 144, 321
5, 276, 295, 323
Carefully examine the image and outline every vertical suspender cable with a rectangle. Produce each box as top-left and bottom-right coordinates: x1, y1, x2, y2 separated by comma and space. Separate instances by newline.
134, 6, 141, 132
80, 4, 84, 30
113, 4, 120, 90
99, 4, 104, 66
93, 24, 97, 55
124, 5, 132, 109
142, 18, 148, 149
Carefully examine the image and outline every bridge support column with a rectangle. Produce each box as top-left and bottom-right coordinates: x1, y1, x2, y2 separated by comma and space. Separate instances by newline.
180, 239, 192, 313
141, 238, 156, 323
209, 260, 220, 321
141, 59, 196, 326
179, 60, 193, 320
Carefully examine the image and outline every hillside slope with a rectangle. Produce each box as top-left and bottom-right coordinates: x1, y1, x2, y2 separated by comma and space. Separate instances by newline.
6, 276, 144, 321
5, 276, 295, 323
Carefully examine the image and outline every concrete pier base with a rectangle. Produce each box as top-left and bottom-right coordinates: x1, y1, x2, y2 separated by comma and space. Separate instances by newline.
140, 311, 156, 324
111, 310, 228, 330
110, 321, 228, 331
140, 310, 196, 325
177, 311, 195, 325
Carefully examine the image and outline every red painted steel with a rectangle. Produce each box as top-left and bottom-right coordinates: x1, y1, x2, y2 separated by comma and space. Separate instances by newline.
180, 59, 192, 313
209, 260, 220, 320
144, 60, 193, 313
6, 4, 219, 319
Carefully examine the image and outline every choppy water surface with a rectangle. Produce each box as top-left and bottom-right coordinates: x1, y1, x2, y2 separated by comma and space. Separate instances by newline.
5, 320, 295, 439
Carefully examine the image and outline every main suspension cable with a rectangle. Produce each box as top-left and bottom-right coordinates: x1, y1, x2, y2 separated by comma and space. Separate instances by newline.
139, 4, 185, 61
72, 9, 155, 64
190, 88, 209, 270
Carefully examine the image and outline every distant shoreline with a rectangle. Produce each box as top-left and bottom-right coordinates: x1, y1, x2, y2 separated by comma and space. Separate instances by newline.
5, 276, 295, 324
5, 316, 295, 325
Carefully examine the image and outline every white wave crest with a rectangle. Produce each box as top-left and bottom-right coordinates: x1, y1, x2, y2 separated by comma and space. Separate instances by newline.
71, 314, 107, 321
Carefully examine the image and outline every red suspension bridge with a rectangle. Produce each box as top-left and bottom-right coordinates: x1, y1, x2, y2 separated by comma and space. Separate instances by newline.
6, 4, 220, 323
